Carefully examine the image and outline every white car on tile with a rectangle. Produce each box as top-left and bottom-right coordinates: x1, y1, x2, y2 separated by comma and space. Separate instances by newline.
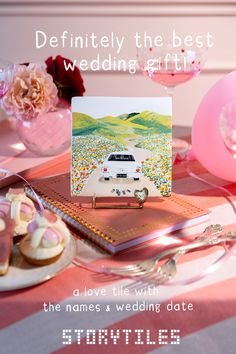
101, 151, 142, 181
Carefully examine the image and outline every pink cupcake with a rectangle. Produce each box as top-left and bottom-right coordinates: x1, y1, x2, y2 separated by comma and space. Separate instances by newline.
19, 210, 71, 265
0, 188, 36, 239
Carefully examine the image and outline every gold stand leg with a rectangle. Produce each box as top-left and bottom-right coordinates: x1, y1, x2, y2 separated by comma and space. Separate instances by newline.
92, 188, 148, 209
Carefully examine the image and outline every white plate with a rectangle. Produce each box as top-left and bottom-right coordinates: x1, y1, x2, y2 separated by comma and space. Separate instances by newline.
0, 236, 76, 292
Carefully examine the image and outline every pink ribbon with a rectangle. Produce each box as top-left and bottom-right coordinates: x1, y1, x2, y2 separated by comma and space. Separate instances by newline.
187, 167, 236, 203
73, 241, 236, 286
74, 165, 236, 285
166, 243, 235, 286
1, 165, 235, 287
73, 257, 109, 274
0, 167, 44, 213
170, 166, 236, 285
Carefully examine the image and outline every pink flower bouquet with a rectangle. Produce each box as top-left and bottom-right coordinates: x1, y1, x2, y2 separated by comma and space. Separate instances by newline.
2, 56, 85, 121
1, 56, 85, 156
2, 63, 58, 120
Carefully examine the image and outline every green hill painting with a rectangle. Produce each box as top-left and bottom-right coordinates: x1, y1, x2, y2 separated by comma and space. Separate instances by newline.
72, 110, 171, 144
72, 103, 172, 198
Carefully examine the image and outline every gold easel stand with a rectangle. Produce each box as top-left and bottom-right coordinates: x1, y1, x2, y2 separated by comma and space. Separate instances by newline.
92, 188, 149, 209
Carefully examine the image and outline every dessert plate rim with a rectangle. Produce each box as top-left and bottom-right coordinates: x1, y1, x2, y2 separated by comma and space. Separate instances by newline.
0, 235, 76, 292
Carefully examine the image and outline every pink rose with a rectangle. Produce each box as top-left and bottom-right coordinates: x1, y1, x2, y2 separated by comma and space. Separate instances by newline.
2, 64, 58, 120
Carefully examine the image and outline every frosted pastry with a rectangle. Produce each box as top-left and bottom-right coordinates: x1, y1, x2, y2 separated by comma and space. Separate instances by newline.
0, 213, 15, 276
0, 188, 36, 238
19, 210, 71, 266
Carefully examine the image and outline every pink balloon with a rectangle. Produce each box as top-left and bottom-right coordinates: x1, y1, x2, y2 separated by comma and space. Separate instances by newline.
192, 70, 236, 182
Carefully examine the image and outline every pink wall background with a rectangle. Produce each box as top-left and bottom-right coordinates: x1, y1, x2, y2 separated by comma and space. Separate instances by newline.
1, 0, 236, 126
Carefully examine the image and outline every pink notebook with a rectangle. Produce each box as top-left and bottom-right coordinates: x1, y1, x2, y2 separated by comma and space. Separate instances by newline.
25, 173, 209, 254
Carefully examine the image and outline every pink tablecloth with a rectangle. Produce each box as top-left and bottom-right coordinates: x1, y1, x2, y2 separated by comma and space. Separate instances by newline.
1, 134, 236, 354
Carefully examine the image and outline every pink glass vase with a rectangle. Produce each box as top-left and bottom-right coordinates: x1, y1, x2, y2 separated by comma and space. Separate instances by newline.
16, 108, 71, 156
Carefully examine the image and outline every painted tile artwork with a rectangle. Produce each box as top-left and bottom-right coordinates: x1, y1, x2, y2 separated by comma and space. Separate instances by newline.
71, 97, 172, 197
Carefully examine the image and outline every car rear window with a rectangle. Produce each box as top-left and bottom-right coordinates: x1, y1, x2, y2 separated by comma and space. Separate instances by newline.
108, 154, 135, 162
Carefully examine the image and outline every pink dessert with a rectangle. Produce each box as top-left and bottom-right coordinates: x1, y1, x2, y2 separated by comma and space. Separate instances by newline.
19, 210, 71, 266
0, 188, 36, 237
0, 213, 15, 275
